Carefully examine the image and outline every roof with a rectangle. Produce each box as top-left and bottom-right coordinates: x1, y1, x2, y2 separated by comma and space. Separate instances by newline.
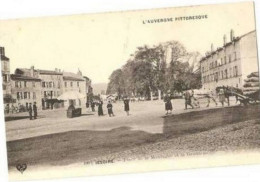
63, 72, 84, 81
83, 76, 91, 80
15, 68, 62, 75
0, 55, 9, 61
63, 76, 84, 81
38, 69, 62, 75
10, 74, 41, 81
200, 30, 256, 63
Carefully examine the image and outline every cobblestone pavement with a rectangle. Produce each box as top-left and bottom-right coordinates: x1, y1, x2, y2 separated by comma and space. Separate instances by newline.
84, 119, 260, 163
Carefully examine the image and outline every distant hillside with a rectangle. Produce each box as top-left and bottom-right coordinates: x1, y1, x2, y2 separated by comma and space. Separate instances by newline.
92, 83, 108, 95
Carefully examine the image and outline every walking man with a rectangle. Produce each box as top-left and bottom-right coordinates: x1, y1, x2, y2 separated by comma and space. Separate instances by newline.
91, 101, 95, 112
28, 103, 33, 120
184, 90, 194, 109
206, 90, 218, 107
33, 102, 37, 119
123, 98, 130, 116
107, 100, 115, 117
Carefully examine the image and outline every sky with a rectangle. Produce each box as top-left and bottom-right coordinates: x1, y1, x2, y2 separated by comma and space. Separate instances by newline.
0, 1, 256, 84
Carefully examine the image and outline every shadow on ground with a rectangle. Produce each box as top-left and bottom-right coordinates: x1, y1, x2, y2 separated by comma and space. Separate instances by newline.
7, 104, 260, 169
163, 104, 260, 137
5, 115, 45, 122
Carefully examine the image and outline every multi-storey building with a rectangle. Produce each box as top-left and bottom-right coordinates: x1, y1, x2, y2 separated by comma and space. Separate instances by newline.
14, 67, 64, 110
83, 76, 93, 103
63, 70, 86, 108
1, 46, 92, 112
10, 74, 42, 111
200, 30, 259, 91
1, 47, 11, 106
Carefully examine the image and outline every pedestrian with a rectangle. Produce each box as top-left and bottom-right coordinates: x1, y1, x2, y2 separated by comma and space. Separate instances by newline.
97, 100, 104, 116
28, 103, 33, 120
224, 86, 230, 106
164, 94, 172, 115
184, 90, 194, 109
33, 102, 37, 119
123, 98, 130, 116
191, 90, 200, 108
91, 101, 95, 112
206, 90, 218, 107
218, 88, 226, 107
107, 100, 115, 117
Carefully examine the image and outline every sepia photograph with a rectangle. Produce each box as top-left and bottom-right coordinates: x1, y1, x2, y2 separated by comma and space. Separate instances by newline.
0, 1, 260, 181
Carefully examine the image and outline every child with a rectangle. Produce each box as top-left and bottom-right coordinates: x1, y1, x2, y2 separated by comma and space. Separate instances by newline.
107, 100, 115, 117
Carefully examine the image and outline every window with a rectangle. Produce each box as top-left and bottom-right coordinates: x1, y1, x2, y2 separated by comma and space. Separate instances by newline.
24, 81, 27, 87
17, 92, 20, 100
228, 54, 232, 63
42, 82, 46, 87
229, 68, 232, 77
221, 58, 223, 65
77, 82, 79, 87
33, 92, 36, 99
225, 69, 228, 79
28, 92, 31, 99
70, 82, 73, 87
15, 81, 19, 88
215, 61, 217, 67
24, 92, 27, 99
65, 82, 67, 87
224, 56, 226, 64
221, 71, 224, 79
2, 74, 8, 82
234, 52, 237, 61
58, 81, 61, 88
234, 66, 238, 77
32, 81, 36, 87
20, 92, 23, 99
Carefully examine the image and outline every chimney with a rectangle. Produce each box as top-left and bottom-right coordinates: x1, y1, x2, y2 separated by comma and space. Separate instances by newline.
0, 47, 5, 56
230, 29, 235, 41
211, 43, 214, 52
30, 66, 34, 77
223, 34, 227, 46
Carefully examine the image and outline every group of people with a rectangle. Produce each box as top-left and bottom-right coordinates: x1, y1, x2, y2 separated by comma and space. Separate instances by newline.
86, 98, 130, 117
164, 87, 234, 115
28, 102, 38, 120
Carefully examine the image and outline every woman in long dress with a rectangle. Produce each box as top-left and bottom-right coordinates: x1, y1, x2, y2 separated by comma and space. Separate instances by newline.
123, 98, 130, 116
164, 94, 173, 115
97, 100, 104, 116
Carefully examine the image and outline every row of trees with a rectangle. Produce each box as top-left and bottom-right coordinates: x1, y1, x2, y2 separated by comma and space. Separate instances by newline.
106, 41, 201, 100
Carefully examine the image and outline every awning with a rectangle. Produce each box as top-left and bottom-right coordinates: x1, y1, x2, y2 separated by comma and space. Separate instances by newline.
57, 91, 85, 100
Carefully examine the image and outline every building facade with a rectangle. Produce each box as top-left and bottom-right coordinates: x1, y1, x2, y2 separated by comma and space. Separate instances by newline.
63, 70, 86, 108
1, 46, 93, 112
10, 74, 42, 111
1, 47, 11, 106
200, 30, 259, 91
15, 67, 64, 110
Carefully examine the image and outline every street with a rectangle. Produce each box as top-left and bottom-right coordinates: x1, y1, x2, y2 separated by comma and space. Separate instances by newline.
6, 97, 260, 170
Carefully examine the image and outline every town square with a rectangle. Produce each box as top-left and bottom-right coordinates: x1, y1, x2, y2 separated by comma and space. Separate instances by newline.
0, 2, 260, 180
